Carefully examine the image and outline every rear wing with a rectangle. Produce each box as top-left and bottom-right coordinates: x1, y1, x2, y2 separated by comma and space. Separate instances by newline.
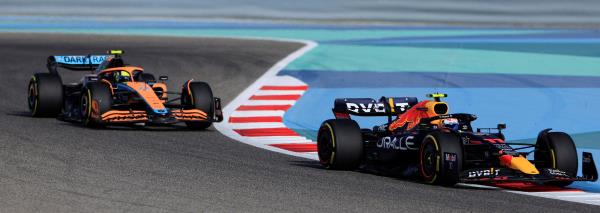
47, 55, 111, 74
332, 97, 418, 118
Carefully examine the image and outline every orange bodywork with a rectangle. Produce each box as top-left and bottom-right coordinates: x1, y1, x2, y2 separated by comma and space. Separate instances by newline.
101, 110, 148, 123
171, 109, 208, 121
100, 109, 208, 123
100, 67, 169, 105
95, 66, 209, 124
125, 82, 165, 111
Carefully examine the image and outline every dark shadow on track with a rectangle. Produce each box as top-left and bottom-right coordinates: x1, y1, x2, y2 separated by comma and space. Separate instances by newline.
288, 160, 323, 169
5, 111, 33, 117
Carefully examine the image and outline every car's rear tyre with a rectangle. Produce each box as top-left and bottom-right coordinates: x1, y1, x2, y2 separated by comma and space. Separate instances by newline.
317, 119, 363, 170
182, 81, 214, 130
419, 131, 463, 186
28, 73, 63, 117
534, 130, 578, 186
81, 82, 112, 128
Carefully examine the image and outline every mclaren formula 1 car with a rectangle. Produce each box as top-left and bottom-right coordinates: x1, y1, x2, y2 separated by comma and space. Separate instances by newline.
27, 50, 223, 129
317, 93, 598, 186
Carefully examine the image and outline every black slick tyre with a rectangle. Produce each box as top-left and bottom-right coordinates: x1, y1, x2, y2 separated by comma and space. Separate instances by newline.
535, 131, 578, 186
317, 119, 363, 170
419, 131, 463, 186
182, 81, 214, 130
81, 82, 112, 128
28, 73, 63, 117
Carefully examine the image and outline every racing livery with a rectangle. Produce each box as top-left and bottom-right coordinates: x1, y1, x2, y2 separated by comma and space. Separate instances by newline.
27, 50, 223, 129
317, 93, 598, 186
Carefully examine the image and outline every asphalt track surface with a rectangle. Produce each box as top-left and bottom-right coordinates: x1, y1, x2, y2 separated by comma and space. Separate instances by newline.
0, 33, 597, 213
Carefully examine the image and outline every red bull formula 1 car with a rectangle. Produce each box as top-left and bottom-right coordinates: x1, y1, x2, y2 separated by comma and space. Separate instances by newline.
27, 50, 223, 129
317, 93, 598, 186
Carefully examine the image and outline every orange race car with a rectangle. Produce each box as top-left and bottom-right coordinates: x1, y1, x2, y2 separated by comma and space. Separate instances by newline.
27, 50, 223, 129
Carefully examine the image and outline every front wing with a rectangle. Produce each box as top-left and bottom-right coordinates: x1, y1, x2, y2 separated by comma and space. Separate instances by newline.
460, 152, 598, 184
96, 97, 223, 124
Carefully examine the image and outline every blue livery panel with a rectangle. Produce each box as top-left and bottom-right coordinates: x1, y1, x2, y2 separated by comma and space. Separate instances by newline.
53, 55, 110, 65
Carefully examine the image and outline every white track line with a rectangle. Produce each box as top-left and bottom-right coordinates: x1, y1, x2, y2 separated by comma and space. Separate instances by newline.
261, 75, 308, 86
239, 100, 297, 106
245, 137, 313, 145
254, 90, 306, 95
227, 122, 287, 129
214, 39, 318, 160
230, 110, 286, 117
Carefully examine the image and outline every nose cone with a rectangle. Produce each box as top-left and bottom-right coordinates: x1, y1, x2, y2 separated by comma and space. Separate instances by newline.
500, 155, 540, 175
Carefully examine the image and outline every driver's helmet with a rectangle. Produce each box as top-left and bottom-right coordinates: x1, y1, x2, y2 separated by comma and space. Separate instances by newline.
114, 71, 131, 82
438, 118, 459, 131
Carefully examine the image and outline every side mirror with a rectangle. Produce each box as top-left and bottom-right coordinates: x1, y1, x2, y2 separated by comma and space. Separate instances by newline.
159, 76, 168, 81
497, 123, 506, 130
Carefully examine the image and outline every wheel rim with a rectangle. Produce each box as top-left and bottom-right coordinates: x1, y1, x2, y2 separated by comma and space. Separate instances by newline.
421, 139, 438, 179
318, 128, 333, 165
28, 82, 37, 112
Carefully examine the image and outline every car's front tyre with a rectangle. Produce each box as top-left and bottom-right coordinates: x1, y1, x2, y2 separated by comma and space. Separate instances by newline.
181, 81, 214, 130
81, 82, 112, 128
534, 130, 578, 186
419, 131, 463, 186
